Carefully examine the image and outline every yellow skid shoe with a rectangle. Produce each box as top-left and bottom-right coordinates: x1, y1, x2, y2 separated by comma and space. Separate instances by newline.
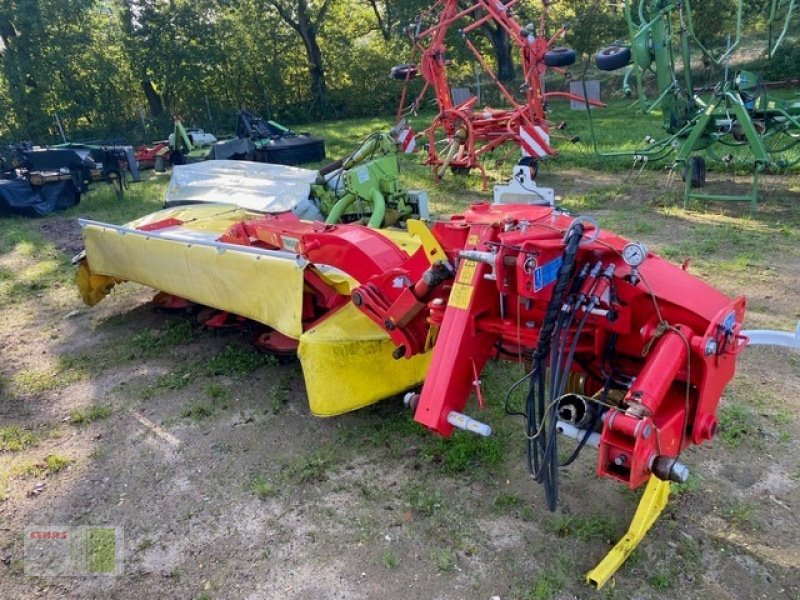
586, 475, 671, 589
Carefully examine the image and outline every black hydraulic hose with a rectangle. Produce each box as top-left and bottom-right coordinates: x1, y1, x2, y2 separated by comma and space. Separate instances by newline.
531, 226, 584, 363
548, 263, 590, 410
525, 222, 584, 512
554, 307, 592, 401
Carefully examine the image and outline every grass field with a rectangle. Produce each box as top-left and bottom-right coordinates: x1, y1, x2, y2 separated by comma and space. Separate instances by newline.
0, 110, 798, 599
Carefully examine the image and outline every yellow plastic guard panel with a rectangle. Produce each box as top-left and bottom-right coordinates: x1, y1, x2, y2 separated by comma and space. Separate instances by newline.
299, 302, 432, 416
82, 222, 306, 338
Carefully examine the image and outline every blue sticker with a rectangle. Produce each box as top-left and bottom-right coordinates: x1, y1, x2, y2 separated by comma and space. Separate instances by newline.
723, 311, 736, 333
533, 256, 563, 292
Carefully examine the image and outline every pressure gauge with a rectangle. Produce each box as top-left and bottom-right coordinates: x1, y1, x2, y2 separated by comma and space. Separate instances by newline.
622, 242, 648, 267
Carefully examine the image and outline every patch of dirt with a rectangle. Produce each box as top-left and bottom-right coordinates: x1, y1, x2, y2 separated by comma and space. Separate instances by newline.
34, 217, 85, 257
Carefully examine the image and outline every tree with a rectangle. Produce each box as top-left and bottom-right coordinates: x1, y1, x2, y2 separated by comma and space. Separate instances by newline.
265, 0, 336, 112
478, 18, 515, 81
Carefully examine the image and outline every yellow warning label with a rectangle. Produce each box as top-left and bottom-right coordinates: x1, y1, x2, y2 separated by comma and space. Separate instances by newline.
449, 282, 474, 310
457, 259, 478, 284
467, 234, 480, 246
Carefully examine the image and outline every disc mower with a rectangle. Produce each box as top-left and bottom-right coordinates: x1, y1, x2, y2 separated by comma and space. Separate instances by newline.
72, 176, 800, 585
161, 126, 427, 227
234, 110, 326, 166
0, 142, 135, 216
392, 0, 604, 188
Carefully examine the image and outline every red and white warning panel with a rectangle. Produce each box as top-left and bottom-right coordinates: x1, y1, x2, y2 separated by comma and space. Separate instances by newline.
397, 126, 417, 154
519, 124, 553, 158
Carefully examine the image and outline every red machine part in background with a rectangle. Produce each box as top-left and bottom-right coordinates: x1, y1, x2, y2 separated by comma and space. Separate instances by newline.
393, 0, 605, 186
134, 142, 170, 170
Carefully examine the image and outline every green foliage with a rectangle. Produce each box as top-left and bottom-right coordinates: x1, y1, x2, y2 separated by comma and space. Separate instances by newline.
250, 476, 277, 500
548, 513, 618, 541
404, 484, 444, 516
11, 453, 72, 478
129, 319, 196, 360
205, 383, 231, 404
760, 43, 800, 81
429, 547, 455, 572
0, 0, 793, 143
69, 405, 113, 425
525, 554, 571, 600
648, 569, 674, 590
180, 401, 216, 420
204, 345, 274, 377
281, 448, 336, 484
381, 549, 398, 569
492, 493, 522, 513
0, 425, 38, 452
718, 401, 757, 447
422, 429, 505, 474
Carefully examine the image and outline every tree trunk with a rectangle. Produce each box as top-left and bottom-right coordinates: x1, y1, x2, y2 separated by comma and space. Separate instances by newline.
141, 79, 164, 117
299, 25, 327, 109
0, 16, 16, 48
484, 24, 515, 81
367, 0, 391, 41
268, 0, 334, 114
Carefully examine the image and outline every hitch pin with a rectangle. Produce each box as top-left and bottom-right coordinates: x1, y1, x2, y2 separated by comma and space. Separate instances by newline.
458, 250, 496, 265
447, 411, 492, 437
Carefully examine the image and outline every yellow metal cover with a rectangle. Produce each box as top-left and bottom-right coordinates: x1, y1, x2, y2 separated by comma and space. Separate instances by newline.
82, 222, 306, 338
299, 303, 431, 416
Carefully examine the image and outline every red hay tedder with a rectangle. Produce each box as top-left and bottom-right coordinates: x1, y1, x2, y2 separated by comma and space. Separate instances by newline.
393, 0, 605, 187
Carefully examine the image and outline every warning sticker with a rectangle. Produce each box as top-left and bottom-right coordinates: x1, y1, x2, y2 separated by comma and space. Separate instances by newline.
457, 259, 478, 284
467, 234, 480, 246
533, 256, 563, 292
449, 282, 474, 310
281, 236, 300, 252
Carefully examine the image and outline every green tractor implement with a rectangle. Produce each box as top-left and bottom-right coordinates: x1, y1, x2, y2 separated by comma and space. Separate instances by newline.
583, 0, 799, 210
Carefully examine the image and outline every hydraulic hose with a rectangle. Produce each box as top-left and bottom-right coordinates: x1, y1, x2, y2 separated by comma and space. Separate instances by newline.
526, 221, 585, 512
367, 188, 386, 229
325, 192, 356, 225
324, 189, 386, 229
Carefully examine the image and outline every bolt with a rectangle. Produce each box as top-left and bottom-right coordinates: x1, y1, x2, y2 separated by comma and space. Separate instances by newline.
403, 392, 420, 413
704, 339, 718, 356
651, 455, 690, 484
670, 461, 690, 484
613, 454, 628, 466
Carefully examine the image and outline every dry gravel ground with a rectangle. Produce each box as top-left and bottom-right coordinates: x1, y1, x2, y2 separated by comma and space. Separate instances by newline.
0, 166, 798, 600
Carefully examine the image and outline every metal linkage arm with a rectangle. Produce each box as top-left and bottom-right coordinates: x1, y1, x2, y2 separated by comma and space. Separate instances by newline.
743, 322, 800, 350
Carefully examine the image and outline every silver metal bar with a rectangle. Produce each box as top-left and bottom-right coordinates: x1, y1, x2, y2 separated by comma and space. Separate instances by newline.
447, 411, 492, 437
743, 322, 800, 351
556, 420, 601, 448
78, 219, 309, 267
